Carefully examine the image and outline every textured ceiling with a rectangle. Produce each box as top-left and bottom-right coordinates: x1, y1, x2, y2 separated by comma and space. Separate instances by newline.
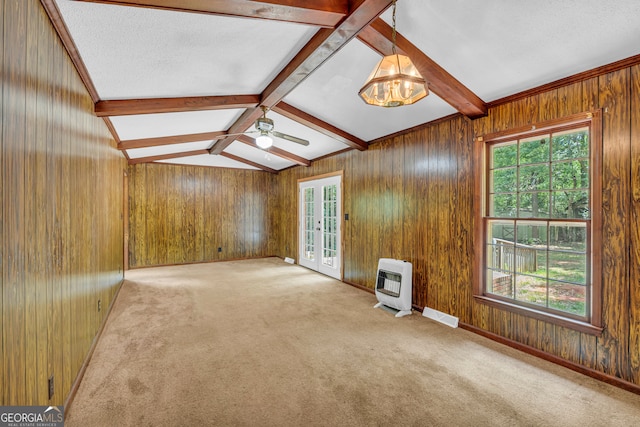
51, 0, 640, 173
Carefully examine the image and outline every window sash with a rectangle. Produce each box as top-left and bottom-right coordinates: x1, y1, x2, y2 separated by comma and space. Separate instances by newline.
483, 217, 591, 322
474, 110, 603, 334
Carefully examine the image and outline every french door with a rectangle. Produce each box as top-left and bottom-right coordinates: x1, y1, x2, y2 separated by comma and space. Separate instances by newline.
298, 174, 342, 279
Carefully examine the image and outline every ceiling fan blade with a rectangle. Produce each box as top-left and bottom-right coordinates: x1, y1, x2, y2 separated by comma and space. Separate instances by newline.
272, 131, 309, 146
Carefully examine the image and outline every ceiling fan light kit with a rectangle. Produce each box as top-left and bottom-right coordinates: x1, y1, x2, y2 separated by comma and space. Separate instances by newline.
213, 106, 309, 151
256, 133, 273, 149
359, 0, 428, 108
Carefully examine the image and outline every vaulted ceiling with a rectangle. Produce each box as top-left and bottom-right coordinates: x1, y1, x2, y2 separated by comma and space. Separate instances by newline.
45, 0, 640, 173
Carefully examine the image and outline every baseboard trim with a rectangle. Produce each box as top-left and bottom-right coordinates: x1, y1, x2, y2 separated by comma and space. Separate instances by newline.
458, 322, 640, 396
343, 279, 374, 294
128, 255, 280, 269
64, 278, 125, 417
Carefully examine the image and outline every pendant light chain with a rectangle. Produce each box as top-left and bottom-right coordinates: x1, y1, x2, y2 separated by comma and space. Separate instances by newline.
358, 0, 428, 107
391, 0, 397, 54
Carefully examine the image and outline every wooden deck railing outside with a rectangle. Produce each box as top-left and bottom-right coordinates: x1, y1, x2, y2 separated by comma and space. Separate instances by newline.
492, 238, 537, 273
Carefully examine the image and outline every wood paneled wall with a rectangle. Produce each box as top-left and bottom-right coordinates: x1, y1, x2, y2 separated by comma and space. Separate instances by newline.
127, 163, 276, 267
274, 70, 640, 387
274, 116, 473, 315
1, 0, 125, 406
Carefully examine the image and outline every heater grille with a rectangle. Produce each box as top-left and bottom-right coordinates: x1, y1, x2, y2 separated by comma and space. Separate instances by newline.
376, 270, 402, 297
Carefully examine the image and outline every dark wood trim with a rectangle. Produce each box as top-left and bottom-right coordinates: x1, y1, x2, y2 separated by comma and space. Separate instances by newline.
210, 0, 394, 154
128, 149, 209, 164
219, 152, 278, 174
487, 53, 640, 107
458, 323, 640, 396
272, 102, 368, 151
118, 131, 226, 150
127, 255, 280, 270
590, 109, 603, 328
95, 95, 260, 116
75, 0, 348, 27
343, 279, 374, 294
472, 136, 485, 297
64, 280, 125, 418
261, 0, 393, 107
358, 18, 487, 119
40, 0, 101, 103
236, 135, 311, 166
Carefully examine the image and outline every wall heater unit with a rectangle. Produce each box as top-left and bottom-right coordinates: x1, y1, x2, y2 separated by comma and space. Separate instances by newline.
374, 258, 412, 317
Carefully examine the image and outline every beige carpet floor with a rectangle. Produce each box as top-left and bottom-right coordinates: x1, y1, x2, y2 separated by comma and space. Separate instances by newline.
66, 257, 640, 426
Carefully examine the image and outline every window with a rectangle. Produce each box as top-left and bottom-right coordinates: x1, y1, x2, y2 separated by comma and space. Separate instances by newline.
474, 112, 602, 334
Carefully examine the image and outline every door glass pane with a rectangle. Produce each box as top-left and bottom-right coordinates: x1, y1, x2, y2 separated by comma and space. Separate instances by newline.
322, 184, 337, 267
303, 187, 315, 261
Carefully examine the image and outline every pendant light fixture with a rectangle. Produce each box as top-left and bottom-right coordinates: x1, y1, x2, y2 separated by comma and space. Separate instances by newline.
358, 0, 428, 107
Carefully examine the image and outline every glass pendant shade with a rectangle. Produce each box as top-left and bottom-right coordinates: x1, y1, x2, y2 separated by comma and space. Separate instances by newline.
255, 133, 273, 149
359, 54, 428, 107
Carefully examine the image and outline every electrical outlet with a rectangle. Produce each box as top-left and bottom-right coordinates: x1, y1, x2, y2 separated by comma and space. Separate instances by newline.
218, 247, 222, 252
48, 375, 54, 400
97, 299, 102, 312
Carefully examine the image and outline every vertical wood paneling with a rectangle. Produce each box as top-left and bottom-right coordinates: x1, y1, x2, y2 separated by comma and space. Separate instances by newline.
60, 53, 72, 398
630, 64, 640, 384
538, 90, 558, 122
598, 69, 632, 381
391, 136, 404, 259
2, 0, 125, 405
47, 25, 63, 402
3, 0, 28, 405
378, 138, 392, 258
24, 0, 40, 404
446, 118, 459, 317
127, 164, 274, 267
579, 76, 600, 371
437, 121, 452, 313
421, 126, 439, 309
471, 113, 492, 331
512, 96, 538, 128
557, 81, 582, 117
454, 117, 473, 323
0, 0, 5, 404
402, 133, 418, 304
582, 77, 600, 112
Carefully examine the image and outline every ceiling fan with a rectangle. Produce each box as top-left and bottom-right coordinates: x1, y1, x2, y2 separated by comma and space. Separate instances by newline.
216, 106, 309, 149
